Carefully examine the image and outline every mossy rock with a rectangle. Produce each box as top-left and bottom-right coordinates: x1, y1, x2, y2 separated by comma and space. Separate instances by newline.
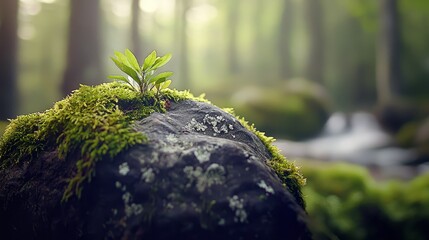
0, 82, 308, 239
395, 117, 429, 164
231, 80, 330, 140
375, 99, 429, 134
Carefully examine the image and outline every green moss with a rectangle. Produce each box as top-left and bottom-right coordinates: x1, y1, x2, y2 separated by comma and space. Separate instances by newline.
302, 162, 429, 240
0, 82, 304, 206
0, 82, 161, 201
163, 88, 210, 103
0, 121, 8, 136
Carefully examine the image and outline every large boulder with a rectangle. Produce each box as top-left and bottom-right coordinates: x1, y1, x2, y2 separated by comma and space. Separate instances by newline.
231, 80, 330, 140
0, 83, 309, 239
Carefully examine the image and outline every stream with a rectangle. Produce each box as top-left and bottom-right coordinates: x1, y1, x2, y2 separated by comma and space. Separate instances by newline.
273, 112, 429, 180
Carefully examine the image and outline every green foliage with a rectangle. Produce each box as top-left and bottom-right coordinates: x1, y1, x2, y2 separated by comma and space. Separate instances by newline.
303, 162, 429, 240
109, 49, 172, 96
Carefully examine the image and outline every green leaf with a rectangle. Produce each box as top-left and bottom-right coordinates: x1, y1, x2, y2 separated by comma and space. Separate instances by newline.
151, 53, 172, 70
108, 75, 136, 90
154, 78, 167, 86
160, 79, 172, 90
155, 77, 167, 85
108, 75, 128, 83
149, 71, 173, 84
124, 49, 141, 72
143, 51, 157, 71
111, 57, 142, 85
114, 51, 131, 68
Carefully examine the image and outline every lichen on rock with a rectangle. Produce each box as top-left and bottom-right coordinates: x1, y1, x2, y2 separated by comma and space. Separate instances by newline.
0, 82, 309, 239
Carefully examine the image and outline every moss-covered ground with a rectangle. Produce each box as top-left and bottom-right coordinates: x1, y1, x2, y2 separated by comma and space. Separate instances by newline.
0, 82, 305, 205
302, 161, 429, 240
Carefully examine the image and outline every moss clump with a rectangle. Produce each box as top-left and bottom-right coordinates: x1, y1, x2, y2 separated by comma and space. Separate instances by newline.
0, 82, 304, 206
0, 121, 8, 137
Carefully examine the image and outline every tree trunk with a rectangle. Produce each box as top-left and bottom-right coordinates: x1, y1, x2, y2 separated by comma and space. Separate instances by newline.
252, 0, 264, 75
0, 0, 19, 120
176, 0, 191, 89
279, 0, 294, 80
304, 0, 324, 84
376, 0, 401, 105
130, 0, 142, 59
62, 0, 102, 96
228, 0, 240, 75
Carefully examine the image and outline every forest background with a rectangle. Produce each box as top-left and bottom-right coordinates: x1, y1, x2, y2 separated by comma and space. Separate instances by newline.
1, 0, 429, 239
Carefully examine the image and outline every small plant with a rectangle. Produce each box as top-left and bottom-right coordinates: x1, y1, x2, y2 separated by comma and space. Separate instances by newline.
109, 49, 173, 96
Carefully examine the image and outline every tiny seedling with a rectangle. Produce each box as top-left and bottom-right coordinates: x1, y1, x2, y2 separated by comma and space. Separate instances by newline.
109, 49, 173, 96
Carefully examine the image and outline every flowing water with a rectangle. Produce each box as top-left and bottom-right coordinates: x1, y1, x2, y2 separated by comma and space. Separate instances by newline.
274, 112, 427, 180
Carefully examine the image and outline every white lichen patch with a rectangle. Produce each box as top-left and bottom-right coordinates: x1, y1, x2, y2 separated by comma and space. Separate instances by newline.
185, 118, 207, 132
185, 114, 236, 136
112, 174, 145, 218
246, 155, 259, 164
115, 181, 127, 191
141, 167, 155, 183
194, 144, 218, 163
203, 114, 231, 135
183, 163, 226, 192
119, 162, 130, 176
228, 195, 248, 223
125, 203, 144, 217
122, 192, 132, 204
257, 180, 275, 195
194, 147, 211, 163
165, 133, 179, 144
120, 191, 145, 218
183, 166, 203, 188
196, 163, 226, 192
166, 203, 174, 209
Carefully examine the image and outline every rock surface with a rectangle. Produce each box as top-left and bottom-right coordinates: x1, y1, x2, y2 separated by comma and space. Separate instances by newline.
0, 100, 309, 240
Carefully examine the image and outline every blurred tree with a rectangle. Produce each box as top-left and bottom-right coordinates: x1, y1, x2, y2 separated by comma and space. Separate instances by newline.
325, 0, 377, 110
0, 0, 18, 120
399, 0, 429, 98
175, 0, 191, 89
279, 0, 294, 80
227, 0, 240, 75
376, 0, 401, 105
62, 0, 103, 96
131, 0, 142, 59
304, 0, 324, 84
251, 0, 265, 76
